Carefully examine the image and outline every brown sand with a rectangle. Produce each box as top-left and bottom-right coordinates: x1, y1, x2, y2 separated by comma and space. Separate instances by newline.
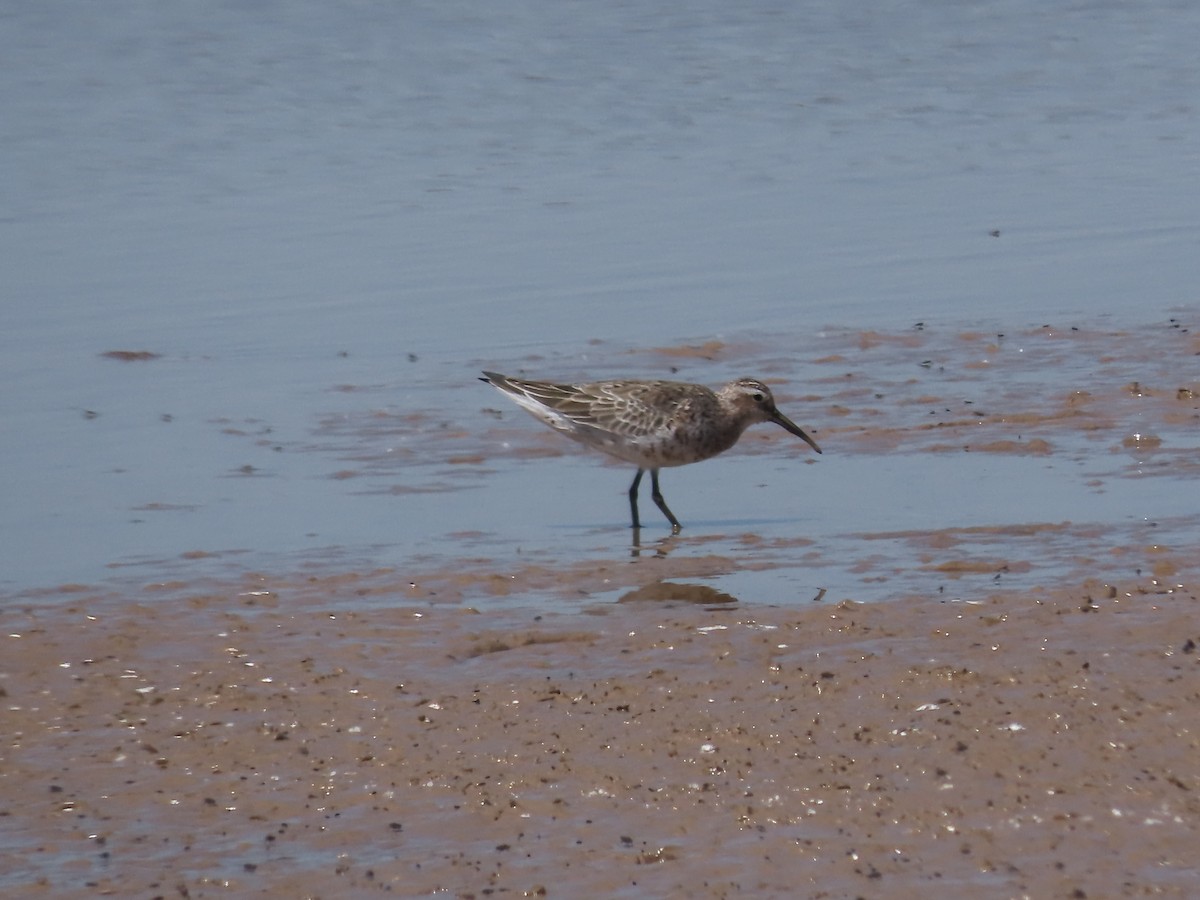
3, 573, 1198, 898
5, 322, 1199, 896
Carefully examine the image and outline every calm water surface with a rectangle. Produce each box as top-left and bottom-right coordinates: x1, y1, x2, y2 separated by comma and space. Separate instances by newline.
3, 1, 1198, 601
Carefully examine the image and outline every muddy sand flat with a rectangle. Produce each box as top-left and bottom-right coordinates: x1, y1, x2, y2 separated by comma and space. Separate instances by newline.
4, 322, 1199, 897
3, 568, 1199, 898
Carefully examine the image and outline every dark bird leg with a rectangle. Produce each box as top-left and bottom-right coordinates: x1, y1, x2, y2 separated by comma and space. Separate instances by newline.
650, 469, 682, 533
628, 469, 644, 530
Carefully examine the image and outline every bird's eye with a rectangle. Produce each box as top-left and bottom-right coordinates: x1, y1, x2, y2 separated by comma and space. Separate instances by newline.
752, 393, 764, 402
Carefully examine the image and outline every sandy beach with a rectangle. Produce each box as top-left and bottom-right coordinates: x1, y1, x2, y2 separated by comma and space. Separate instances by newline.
4, 557, 1199, 898
4, 319, 1200, 897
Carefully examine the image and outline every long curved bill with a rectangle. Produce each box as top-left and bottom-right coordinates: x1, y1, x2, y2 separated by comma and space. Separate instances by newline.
772, 410, 822, 454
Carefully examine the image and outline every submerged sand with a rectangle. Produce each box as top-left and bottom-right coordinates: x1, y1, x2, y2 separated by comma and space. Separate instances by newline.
3, 571, 1198, 898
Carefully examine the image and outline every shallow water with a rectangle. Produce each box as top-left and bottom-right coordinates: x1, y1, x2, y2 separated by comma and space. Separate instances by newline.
3, 1, 1199, 603
8, 324, 1197, 615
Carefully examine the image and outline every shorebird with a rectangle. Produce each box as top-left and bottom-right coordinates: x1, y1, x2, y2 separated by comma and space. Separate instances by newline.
480, 371, 822, 532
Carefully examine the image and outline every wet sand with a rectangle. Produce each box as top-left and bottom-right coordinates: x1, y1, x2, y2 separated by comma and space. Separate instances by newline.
4, 570, 1199, 898
4, 321, 1199, 897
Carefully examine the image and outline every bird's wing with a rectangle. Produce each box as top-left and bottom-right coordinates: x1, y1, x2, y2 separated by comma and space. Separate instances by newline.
491, 376, 686, 441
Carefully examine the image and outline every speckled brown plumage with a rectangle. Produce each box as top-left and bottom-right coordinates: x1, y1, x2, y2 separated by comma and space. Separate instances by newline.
481, 371, 822, 532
